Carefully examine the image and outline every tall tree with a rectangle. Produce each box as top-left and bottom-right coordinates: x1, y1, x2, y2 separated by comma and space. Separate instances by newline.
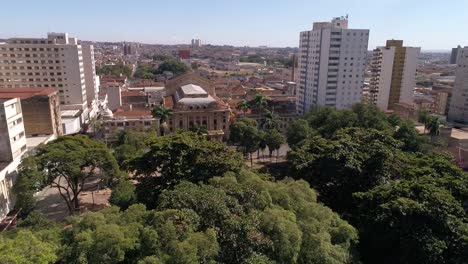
261, 110, 278, 130
265, 129, 285, 161
151, 105, 173, 136
249, 94, 269, 114
354, 174, 468, 264
229, 119, 262, 166
286, 119, 313, 149
130, 132, 243, 207
236, 99, 250, 117
33, 135, 121, 214
426, 116, 441, 143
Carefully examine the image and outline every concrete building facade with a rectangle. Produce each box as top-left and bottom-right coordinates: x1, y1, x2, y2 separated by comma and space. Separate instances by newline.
0, 98, 27, 163
368, 40, 420, 111
448, 47, 468, 124
297, 16, 369, 113
450, 45, 462, 65
0, 33, 88, 112
0, 88, 62, 137
81, 43, 99, 112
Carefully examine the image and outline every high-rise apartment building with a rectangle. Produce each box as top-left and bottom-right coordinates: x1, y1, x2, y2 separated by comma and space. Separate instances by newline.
450, 45, 462, 65
297, 16, 369, 113
448, 47, 468, 123
82, 43, 99, 110
191, 39, 202, 48
0, 98, 27, 163
0, 33, 95, 113
368, 40, 420, 111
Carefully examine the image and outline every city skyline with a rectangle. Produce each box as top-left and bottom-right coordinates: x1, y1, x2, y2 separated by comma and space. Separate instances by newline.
0, 0, 467, 50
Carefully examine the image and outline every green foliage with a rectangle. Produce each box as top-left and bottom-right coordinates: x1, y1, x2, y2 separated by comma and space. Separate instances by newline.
354, 175, 468, 264
13, 157, 43, 216
288, 128, 403, 214
97, 64, 132, 78
134, 64, 156, 79
155, 60, 189, 75
109, 180, 137, 210
157, 170, 358, 263
286, 119, 313, 149
112, 130, 154, 169
264, 129, 285, 159
25, 135, 121, 214
0, 230, 58, 264
229, 118, 262, 165
130, 132, 244, 208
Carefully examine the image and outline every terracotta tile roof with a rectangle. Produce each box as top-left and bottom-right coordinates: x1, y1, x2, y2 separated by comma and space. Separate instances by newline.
113, 107, 152, 118
0, 88, 57, 99
121, 91, 147, 97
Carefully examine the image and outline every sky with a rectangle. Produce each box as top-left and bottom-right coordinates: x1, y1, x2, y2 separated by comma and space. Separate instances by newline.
0, 0, 467, 50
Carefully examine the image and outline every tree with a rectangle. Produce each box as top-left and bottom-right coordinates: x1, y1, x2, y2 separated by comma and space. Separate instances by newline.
13, 157, 43, 216
32, 135, 121, 214
155, 59, 189, 75
261, 110, 278, 130
109, 180, 137, 210
0, 230, 58, 264
96, 64, 132, 78
151, 105, 173, 136
130, 132, 243, 207
112, 130, 154, 169
288, 128, 403, 215
229, 119, 262, 166
354, 174, 468, 264
394, 119, 426, 152
236, 99, 250, 117
418, 110, 431, 133
249, 94, 269, 114
264, 129, 285, 162
157, 170, 359, 263
286, 119, 312, 148
426, 116, 441, 143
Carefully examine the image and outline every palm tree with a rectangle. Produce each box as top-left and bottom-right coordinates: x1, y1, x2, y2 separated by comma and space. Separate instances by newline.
236, 99, 250, 117
426, 117, 440, 144
261, 110, 278, 130
249, 94, 269, 113
151, 105, 173, 136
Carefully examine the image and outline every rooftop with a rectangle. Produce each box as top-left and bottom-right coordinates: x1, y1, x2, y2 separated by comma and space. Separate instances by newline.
0, 88, 57, 99
181, 84, 207, 96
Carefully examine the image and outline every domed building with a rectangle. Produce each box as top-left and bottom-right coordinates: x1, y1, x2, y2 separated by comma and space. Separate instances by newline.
163, 72, 230, 140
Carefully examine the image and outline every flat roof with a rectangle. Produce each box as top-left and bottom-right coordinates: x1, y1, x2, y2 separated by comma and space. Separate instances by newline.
181, 84, 207, 95
451, 129, 468, 140
0, 88, 57, 99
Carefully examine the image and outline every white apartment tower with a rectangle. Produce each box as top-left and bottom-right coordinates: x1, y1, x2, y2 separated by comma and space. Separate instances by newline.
448, 47, 468, 123
297, 16, 369, 113
82, 43, 99, 110
0, 98, 26, 163
368, 40, 420, 111
0, 33, 97, 113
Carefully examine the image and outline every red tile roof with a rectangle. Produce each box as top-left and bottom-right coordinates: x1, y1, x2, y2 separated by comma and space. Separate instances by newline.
113, 107, 152, 118
121, 91, 147, 97
0, 88, 57, 99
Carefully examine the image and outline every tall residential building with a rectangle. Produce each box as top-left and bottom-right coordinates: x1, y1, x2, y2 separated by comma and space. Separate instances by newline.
82, 43, 99, 111
450, 45, 462, 65
0, 33, 89, 112
191, 39, 202, 48
448, 47, 468, 123
0, 98, 27, 163
368, 40, 420, 111
297, 16, 369, 113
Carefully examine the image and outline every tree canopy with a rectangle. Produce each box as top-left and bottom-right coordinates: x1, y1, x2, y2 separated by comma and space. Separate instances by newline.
96, 64, 132, 78
3, 171, 358, 264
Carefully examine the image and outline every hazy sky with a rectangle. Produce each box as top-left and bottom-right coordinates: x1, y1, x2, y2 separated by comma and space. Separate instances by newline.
0, 0, 466, 50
